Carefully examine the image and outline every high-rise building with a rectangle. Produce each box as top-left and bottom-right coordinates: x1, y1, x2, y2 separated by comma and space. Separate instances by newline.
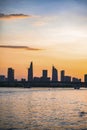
61, 70, 65, 82
41, 70, 50, 81
52, 66, 58, 81
8, 68, 14, 82
42, 70, 47, 78
28, 62, 33, 81
84, 74, 87, 82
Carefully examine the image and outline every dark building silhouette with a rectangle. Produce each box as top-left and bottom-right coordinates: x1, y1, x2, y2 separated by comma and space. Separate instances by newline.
61, 70, 65, 82
42, 70, 47, 78
28, 62, 33, 81
64, 76, 71, 82
8, 68, 14, 82
41, 70, 50, 81
52, 66, 58, 81
84, 74, 87, 82
21, 78, 26, 82
34, 77, 40, 82
72, 77, 81, 82
0, 75, 6, 81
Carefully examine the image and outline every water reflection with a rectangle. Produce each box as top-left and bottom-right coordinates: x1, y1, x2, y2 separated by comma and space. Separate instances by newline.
0, 88, 87, 130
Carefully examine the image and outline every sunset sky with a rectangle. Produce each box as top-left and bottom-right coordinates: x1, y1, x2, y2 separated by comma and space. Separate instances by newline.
0, 0, 87, 81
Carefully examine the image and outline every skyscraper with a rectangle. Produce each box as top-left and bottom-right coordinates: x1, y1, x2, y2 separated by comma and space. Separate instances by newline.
8, 68, 14, 82
42, 70, 47, 78
52, 66, 58, 81
84, 74, 87, 82
61, 70, 65, 82
28, 62, 33, 81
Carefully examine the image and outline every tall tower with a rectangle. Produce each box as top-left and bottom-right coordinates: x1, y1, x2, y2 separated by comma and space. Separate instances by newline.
84, 74, 87, 82
52, 66, 58, 81
61, 70, 65, 82
8, 68, 14, 82
42, 70, 47, 78
28, 62, 33, 81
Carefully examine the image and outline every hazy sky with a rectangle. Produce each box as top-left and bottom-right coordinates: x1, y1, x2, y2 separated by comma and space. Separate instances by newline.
0, 0, 87, 80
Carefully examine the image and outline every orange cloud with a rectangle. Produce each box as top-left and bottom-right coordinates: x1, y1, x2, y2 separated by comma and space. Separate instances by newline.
0, 45, 42, 51
0, 13, 32, 20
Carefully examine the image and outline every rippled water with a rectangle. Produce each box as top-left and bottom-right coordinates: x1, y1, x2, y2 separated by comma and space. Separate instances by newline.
0, 87, 87, 130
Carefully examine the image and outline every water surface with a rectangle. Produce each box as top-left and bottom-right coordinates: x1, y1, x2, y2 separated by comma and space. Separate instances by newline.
0, 87, 87, 130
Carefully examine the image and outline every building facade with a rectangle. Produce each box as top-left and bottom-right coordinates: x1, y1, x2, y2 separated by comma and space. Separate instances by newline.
8, 68, 14, 82
84, 74, 87, 82
52, 66, 58, 81
61, 70, 65, 82
28, 62, 33, 81
42, 70, 47, 78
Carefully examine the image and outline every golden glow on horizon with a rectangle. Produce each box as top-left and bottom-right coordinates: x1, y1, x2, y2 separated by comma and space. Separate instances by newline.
0, 48, 87, 81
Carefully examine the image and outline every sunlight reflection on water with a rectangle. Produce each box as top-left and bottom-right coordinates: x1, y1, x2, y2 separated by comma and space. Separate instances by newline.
0, 87, 87, 130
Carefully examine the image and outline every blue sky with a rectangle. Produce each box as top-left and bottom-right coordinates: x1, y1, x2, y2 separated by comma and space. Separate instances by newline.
0, 0, 87, 16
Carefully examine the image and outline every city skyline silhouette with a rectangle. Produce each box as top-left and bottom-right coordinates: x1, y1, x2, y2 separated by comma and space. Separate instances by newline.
0, 62, 87, 83
0, 61, 87, 88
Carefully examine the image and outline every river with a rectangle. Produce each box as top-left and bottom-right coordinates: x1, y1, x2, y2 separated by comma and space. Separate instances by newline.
0, 87, 87, 130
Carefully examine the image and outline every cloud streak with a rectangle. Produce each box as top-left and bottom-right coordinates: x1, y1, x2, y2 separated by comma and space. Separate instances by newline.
0, 45, 42, 51
0, 13, 32, 20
